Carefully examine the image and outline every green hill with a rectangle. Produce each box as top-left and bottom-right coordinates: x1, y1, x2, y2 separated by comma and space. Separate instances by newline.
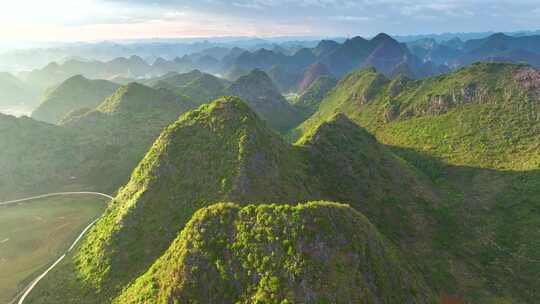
295, 62, 540, 303
22, 63, 540, 303
147, 69, 303, 133
147, 70, 229, 104
114, 202, 436, 304
293, 75, 337, 116
60, 82, 196, 191
0, 113, 81, 199
31, 75, 119, 124
226, 69, 303, 132
96, 82, 188, 114
0, 82, 195, 200
27, 97, 438, 304
0, 72, 39, 108
297, 62, 540, 170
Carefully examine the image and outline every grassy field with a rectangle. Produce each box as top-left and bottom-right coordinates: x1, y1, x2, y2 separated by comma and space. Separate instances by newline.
0, 195, 106, 303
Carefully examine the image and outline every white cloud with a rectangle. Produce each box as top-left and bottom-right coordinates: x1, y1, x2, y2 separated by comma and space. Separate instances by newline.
330, 16, 371, 22
1, 0, 540, 42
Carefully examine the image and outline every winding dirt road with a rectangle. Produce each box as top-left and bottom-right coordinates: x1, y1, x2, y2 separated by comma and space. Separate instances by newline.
0, 192, 113, 304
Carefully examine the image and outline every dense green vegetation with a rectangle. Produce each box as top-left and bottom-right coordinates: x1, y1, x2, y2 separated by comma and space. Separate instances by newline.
32, 75, 119, 124
146, 70, 229, 104
60, 82, 196, 192
0, 195, 106, 303
8, 61, 540, 304
0, 83, 195, 199
297, 62, 540, 170
295, 62, 540, 303
145, 69, 303, 133
114, 202, 436, 304
0, 114, 83, 200
293, 75, 337, 116
226, 69, 303, 132
27, 97, 439, 303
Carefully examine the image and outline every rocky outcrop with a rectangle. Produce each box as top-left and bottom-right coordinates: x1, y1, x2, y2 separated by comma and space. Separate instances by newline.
418, 84, 490, 116
514, 66, 540, 97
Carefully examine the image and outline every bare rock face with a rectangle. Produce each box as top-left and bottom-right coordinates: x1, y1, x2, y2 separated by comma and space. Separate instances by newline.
384, 103, 401, 122
421, 84, 489, 116
514, 67, 540, 98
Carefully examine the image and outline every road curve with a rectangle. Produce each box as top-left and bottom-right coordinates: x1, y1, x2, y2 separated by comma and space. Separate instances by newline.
1, 192, 113, 304
0, 192, 114, 206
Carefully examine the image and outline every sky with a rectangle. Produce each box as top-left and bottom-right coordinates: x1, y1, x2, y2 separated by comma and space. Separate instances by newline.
1, 0, 540, 43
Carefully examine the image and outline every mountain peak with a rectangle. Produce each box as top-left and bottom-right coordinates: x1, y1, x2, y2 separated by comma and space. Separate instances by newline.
32, 75, 119, 124
97, 82, 181, 114
372, 32, 394, 43
128, 55, 146, 63
490, 32, 510, 39
192, 96, 257, 122
114, 201, 436, 304
63, 74, 88, 84
227, 68, 302, 132
301, 112, 375, 146
317, 39, 339, 48
152, 57, 168, 65
246, 67, 271, 78
345, 36, 369, 47
299, 62, 332, 92
229, 68, 281, 96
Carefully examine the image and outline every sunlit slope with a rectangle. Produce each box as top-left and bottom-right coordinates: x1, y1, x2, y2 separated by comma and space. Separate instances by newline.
297, 62, 540, 170
296, 62, 540, 303
27, 97, 437, 303
115, 202, 436, 304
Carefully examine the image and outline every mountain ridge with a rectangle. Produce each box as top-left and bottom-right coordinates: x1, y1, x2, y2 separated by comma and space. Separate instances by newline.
32, 75, 119, 124
27, 97, 440, 303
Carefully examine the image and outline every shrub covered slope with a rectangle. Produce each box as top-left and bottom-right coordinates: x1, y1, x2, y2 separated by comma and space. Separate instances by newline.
27, 97, 438, 303
115, 202, 436, 304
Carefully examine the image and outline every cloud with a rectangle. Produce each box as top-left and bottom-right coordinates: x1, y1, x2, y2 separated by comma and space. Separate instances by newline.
2, 0, 540, 42
329, 16, 371, 22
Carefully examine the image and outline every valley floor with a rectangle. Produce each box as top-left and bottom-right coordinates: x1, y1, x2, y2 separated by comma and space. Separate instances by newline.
0, 195, 106, 303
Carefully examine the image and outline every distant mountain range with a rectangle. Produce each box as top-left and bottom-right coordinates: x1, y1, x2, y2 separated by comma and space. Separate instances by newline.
0, 72, 39, 108
3, 30, 539, 72
4, 31, 540, 114
226, 33, 449, 91
409, 32, 540, 68
0, 38, 323, 72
